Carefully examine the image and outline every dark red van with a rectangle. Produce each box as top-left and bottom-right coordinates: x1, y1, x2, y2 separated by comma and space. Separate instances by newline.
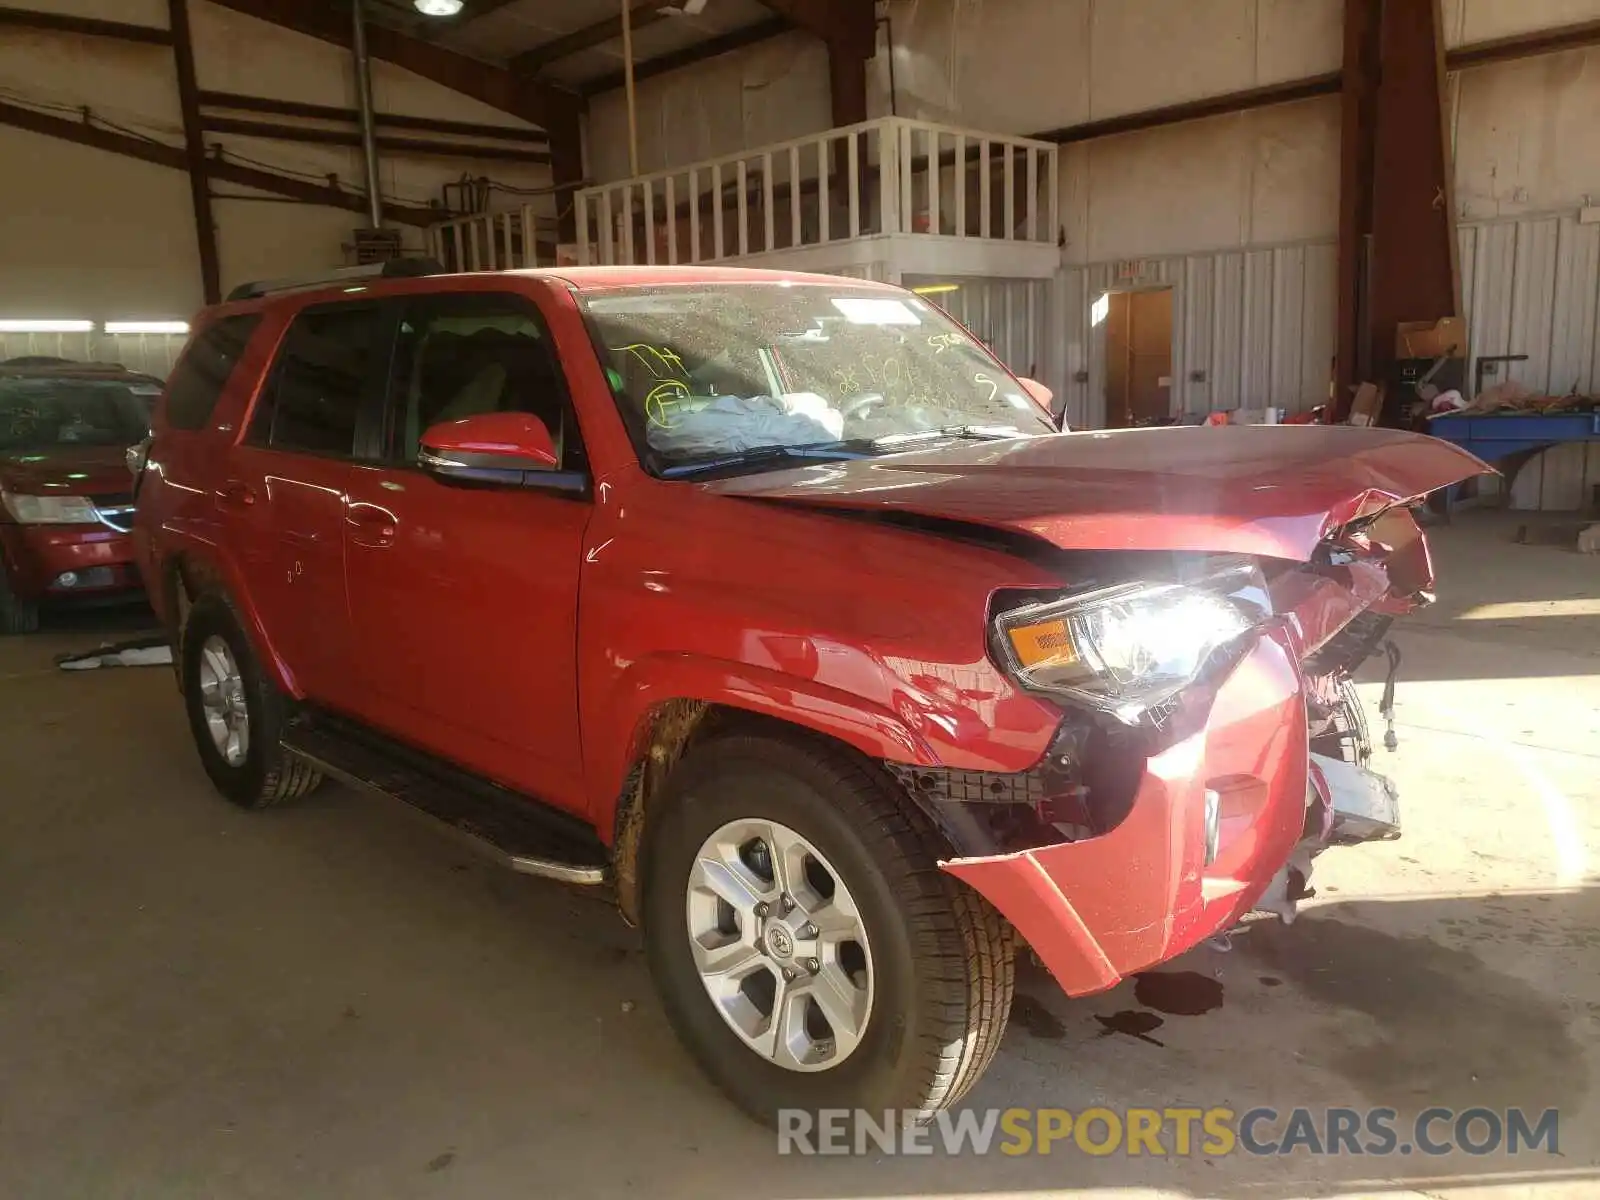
0, 361, 158, 632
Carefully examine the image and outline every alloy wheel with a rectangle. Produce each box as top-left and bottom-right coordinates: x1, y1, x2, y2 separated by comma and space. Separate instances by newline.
685, 818, 874, 1073
197, 635, 250, 768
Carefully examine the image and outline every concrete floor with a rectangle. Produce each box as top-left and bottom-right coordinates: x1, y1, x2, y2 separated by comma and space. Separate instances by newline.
1, 513, 1597, 1200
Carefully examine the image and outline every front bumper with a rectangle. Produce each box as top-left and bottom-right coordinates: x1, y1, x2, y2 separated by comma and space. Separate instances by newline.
1, 524, 141, 601
1314, 750, 1401, 845
1253, 751, 1401, 924
940, 624, 1400, 996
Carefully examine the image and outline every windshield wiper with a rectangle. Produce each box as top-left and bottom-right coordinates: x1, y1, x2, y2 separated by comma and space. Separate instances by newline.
870, 424, 1026, 449
660, 425, 1033, 478
660, 443, 871, 479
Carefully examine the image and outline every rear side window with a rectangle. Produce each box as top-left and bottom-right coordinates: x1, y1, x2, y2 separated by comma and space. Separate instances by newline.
164, 314, 261, 430
252, 304, 388, 457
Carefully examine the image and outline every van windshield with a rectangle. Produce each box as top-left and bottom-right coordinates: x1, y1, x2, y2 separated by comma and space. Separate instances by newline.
578, 283, 1053, 476
0, 378, 151, 452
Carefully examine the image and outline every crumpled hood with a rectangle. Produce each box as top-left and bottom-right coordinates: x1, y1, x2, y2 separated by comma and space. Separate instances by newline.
704, 425, 1492, 561
0, 445, 134, 497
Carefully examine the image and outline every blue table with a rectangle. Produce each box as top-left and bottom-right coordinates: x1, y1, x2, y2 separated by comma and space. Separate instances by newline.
1429, 411, 1600, 514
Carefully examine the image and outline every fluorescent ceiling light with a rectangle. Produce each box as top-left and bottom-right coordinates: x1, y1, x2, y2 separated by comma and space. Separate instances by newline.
0, 319, 94, 333
831, 297, 922, 326
105, 321, 190, 335
414, 0, 464, 15
912, 284, 960, 295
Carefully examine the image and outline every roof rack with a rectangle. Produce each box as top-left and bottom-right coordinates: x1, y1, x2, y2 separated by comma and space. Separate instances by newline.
225, 257, 446, 303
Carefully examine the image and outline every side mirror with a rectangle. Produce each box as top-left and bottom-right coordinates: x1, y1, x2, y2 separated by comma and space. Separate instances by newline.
1017, 377, 1066, 430
419, 412, 561, 487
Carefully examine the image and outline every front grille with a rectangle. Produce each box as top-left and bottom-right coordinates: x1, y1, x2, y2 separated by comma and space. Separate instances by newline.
885, 718, 1145, 857
1302, 610, 1393, 678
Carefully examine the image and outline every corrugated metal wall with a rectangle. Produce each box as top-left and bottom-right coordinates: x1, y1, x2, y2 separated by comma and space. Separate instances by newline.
1458, 213, 1600, 510
1459, 213, 1600, 395
0, 331, 187, 379
1059, 241, 1337, 429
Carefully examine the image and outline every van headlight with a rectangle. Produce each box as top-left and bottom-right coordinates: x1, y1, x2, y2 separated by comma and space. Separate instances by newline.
993, 572, 1266, 720
2, 491, 99, 525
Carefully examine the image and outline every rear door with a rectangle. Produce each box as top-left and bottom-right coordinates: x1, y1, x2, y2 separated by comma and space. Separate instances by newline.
341, 290, 592, 814
221, 301, 396, 708
135, 314, 263, 595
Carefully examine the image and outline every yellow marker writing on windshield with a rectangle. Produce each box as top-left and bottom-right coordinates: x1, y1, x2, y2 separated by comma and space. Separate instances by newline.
618, 344, 687, 380
645, 380, 689, 428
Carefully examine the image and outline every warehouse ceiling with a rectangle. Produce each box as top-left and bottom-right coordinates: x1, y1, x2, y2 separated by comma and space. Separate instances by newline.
365, 0, 795, 95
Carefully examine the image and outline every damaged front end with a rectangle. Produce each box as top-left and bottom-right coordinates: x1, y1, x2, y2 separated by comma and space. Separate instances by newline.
1253, 503, 1428, 922
1254, 749, 1403, 923
920, 504, 1438, 997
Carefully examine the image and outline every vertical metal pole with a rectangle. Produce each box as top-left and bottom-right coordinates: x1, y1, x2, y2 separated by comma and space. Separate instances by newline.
1335, 0, 1380, 413
351, 0, 384, 228
1368, 0, 1458, 375
622, 0, 639, 177
168, 0, 220, 304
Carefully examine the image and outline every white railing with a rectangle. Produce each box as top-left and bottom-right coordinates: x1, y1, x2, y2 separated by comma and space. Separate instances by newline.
570, 117, 1060, 267
426, 208, 552, 273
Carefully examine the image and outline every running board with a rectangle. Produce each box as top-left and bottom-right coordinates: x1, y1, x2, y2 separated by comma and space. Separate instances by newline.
281, 711, 610, 887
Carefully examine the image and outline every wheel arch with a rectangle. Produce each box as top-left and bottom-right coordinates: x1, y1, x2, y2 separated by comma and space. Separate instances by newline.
162, 544, 299, 697
605, 699, 940, 927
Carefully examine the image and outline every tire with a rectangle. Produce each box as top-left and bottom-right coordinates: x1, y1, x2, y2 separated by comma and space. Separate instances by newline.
0, 567, 40, 635
641, 731, 1015, 1127
180, 594, 321, 809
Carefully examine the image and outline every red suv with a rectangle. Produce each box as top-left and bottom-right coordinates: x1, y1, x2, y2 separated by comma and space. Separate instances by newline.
134, 261, 1487, 1123
1, 360, 161, 633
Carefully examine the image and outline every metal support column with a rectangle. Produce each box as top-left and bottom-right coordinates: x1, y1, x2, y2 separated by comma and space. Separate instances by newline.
351, 0, 384, 229
1336, 0, 1461, 418
169, 0, 221, 304
1335, 0, 1380, 412
1369, 0, 1460, 357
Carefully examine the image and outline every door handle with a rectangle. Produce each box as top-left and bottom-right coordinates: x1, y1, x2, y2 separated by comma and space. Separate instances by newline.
218, 480, 257, 509
347, 502, 398, 549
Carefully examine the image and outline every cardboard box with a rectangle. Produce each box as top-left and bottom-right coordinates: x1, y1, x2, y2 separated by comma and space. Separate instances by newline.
1348, 382, 1383, 427
1396, 317, 1467, 360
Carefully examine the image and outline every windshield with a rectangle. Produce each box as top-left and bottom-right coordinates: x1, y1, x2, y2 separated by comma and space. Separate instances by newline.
579, 283, 1055, 474
0, 378, 151, 452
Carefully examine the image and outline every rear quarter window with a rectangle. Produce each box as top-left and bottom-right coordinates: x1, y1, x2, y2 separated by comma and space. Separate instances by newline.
163, 314, 262, 431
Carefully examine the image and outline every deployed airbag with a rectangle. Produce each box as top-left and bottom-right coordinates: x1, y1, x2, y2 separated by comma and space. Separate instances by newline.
646, 392, 844, 458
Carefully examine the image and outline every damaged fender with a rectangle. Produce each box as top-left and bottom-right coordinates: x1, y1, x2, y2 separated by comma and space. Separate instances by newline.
940, 626, 1310, 997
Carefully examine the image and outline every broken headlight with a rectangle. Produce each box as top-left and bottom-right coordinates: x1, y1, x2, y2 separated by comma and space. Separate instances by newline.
993, 566, 1268, 721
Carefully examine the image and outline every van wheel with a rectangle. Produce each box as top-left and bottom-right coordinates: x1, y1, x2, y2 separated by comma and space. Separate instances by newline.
181, 595, 321, 809
641, 732, 1014, 1127
0, 569, 40, 635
